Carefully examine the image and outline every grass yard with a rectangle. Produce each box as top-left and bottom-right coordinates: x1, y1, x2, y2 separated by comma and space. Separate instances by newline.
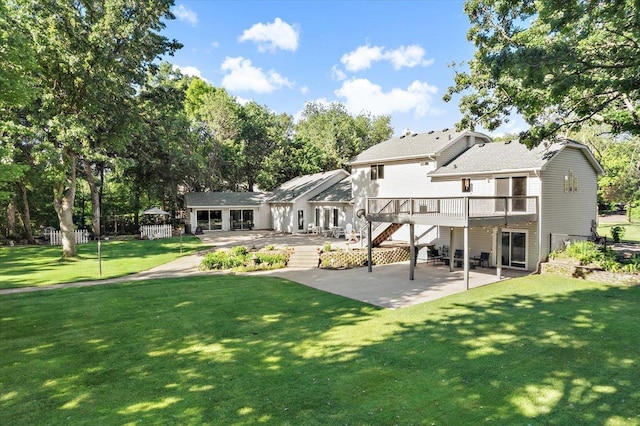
598, 217, 640, 243
1, 274, 638, 424
0, 236, 202, 289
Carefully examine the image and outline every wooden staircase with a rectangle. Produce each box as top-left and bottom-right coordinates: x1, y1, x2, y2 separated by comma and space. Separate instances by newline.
371, 223, 403, 247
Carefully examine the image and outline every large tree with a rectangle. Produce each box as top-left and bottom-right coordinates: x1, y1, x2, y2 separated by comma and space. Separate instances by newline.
446, 0, 640, 146
19, 0, 180, 258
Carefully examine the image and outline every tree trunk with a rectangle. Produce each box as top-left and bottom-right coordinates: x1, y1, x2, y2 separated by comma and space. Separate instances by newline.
53, 152, 78, 258
6, 199, 15, 238
17, 181, 35, 244
83, 160, 100, 237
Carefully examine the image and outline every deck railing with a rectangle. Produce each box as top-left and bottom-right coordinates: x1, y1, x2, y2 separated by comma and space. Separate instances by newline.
367, 196, 538, 223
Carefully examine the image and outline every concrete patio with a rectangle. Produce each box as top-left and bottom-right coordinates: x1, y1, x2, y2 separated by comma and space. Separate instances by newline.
198, 230, 529, 309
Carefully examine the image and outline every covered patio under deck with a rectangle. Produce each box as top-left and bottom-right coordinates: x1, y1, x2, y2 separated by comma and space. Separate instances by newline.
365, 196, 539, 290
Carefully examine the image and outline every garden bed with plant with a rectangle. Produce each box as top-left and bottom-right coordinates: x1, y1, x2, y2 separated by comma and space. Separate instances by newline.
318, 244, 410, 269
542, 241, 640, 285
199, 245, 293, 272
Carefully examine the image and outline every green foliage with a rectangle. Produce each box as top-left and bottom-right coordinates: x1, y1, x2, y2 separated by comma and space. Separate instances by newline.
610, 225, 626, 243
448, 0, 640, 144
323, 242, 332, 252
199, 246, 290, 272
564, 241, 604, 265
264, 244, 276, 251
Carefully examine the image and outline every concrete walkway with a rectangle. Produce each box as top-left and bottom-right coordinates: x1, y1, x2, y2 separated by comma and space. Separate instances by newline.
0, 231, 526, 308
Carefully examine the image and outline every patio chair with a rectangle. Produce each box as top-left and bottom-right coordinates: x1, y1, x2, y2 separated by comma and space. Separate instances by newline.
307, 223, 317, 234
426, 245, 442, 265
479, 252, 490, 267
453, 249, 464, 267
345, 223, 359, 242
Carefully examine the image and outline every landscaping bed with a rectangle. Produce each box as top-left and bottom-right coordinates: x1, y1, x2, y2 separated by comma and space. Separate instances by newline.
199, 245, 293, 272
319, 246, 409, 269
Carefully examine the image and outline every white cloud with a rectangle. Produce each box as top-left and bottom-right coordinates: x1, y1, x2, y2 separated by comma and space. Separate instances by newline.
234, 96, 252, 106
220, 56, 293, 94
300, 86, 309, 95
173, 65, 207, 81
334, 78, 438, 117
210, 41, 220, 49
340, 43, 434, 72
331, 65, 347, 81
173, 4, 198, 26
340, 45, 384, 72
386, 45, 434, 70
239, 17, 299, 52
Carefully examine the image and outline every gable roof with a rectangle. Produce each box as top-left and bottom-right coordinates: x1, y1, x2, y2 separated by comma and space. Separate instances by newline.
429, 139, 604, 177
309, 176, 352, 203
268, 169, 349, 203
348, 129, 491, 165
185, 192, 268, 208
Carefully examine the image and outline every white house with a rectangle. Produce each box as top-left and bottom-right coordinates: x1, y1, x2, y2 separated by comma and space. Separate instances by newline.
349, 128, 604, 285
185, 127, 604, 287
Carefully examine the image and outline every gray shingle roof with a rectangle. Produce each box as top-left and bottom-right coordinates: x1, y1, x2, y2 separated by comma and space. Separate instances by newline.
428, 139, 597, 176
309, 176, 352, 203
268, 169, 348, 203
348, 129, 490, 165
185, 192, 269, 207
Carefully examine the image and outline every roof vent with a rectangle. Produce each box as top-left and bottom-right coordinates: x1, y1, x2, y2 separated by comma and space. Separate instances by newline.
403, 128, 412, 137
435, 136, 440, 139
427, 130, 434, 134
399, 134, 405, 139
442, 128, 449, 132
412, 133, 418, 137
448, 134, 452, 140
505, 140, 512, 144
479, 143, 486, 147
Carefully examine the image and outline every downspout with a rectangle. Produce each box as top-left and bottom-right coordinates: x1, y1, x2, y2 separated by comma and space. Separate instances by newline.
534, 168, 544, 273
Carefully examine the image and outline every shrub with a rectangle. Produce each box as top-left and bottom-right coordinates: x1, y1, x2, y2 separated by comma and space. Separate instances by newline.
264, 244, 276, 251
323, 242, 332, 252
564, 241, 603, 265
231, 246, 248, 257
610, 225, 625, 243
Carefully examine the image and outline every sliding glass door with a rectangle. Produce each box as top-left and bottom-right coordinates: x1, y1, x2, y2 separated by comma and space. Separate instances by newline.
196, 210, 222, 231
501, 230, 527, 269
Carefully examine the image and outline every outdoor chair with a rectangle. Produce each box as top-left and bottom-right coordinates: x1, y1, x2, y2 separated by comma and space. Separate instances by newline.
307, 223, 317, 234
478, 251, 490, 267
453, 249, 464, 267
425, 244, 442, 265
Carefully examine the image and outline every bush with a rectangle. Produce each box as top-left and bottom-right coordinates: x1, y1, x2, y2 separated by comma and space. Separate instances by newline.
231, 245, 248, 257
323, 242, 332, 252
264, 244, 276, 251
611, 225, 625, 243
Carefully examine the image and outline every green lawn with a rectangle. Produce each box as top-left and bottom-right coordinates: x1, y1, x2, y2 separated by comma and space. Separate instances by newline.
598, 219, 640, 244
1, 274, 638, 424
0, 236, 202, 289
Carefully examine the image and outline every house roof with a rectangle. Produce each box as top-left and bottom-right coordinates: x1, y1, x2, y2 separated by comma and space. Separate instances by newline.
429, 139, 604, 177
348, 129, 491, 165
268, 169, 349, 203
185, 191, 269, 208
309, 176, 352, 203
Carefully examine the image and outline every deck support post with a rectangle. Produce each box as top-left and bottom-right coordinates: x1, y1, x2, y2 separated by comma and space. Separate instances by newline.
449, 227, 454, 272
409, 223, 415, 281
367, 220, 372, 273
464, 225, 470, 290
496, 226, 502, 279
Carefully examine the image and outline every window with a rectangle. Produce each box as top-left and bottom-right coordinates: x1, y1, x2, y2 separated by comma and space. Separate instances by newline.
332, 208, 339, 227
297, 210, 304, 230
462, 178, 471, 193
564, 170, 578, 192
371, 164, 384, 180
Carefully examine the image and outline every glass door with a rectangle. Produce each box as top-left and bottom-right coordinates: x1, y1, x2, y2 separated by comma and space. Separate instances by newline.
501, 230, 527, 269
196, 210, 222, 231
231, 209, 253, 230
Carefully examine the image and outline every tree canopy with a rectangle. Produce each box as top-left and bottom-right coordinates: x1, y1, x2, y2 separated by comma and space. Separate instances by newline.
446, 0, 640, 146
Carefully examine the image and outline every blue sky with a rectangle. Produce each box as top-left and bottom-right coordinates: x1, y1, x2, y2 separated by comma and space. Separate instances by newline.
162, 0, 525, 137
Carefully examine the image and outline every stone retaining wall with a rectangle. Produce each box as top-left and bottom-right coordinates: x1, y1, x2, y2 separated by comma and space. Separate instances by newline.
319, 247, 410, 269
541, 261, 639, 285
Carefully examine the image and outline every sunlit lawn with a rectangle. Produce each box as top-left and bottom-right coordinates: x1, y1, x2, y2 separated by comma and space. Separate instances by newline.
0, 236, 202, 289
598, 219, 640, 244
1, 274, 638, 424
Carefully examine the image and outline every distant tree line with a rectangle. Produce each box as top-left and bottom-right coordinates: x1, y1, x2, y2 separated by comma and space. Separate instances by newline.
0, 0, 393, 257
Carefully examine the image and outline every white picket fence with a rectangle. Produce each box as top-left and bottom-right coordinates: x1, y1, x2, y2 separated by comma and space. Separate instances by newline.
49, 229, 90, 246
141, 224, 172, 240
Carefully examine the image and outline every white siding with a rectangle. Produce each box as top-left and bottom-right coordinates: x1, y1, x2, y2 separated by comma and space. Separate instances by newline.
539, 147, 599, 262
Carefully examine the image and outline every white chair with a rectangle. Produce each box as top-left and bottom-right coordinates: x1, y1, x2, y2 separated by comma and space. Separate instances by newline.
345, 223, 358, 242
307, 223, 316, 234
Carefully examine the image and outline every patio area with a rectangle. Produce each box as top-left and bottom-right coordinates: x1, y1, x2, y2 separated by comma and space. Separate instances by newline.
196, 230, 530, 309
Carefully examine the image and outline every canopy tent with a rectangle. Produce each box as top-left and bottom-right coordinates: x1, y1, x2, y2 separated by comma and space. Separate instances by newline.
143, 207, 170, 216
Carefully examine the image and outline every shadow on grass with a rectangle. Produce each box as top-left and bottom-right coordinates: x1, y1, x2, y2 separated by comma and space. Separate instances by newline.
0, 275, 638, 424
